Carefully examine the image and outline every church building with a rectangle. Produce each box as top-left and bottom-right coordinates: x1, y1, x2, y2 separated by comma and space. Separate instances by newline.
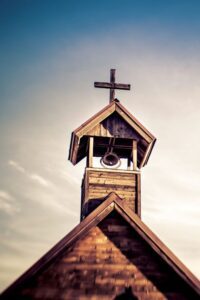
1, 70, 200, 299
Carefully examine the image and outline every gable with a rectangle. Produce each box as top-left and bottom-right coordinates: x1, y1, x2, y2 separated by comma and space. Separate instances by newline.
3, 211, 199, 299
87, 112, 140, 139
68, 100, 156, 167
80, 111, 150, 166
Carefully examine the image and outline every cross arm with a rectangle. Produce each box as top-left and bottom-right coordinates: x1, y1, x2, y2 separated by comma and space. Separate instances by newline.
94, 82, 112, 89
94, 82, 131, 90
114, 83, 131, 90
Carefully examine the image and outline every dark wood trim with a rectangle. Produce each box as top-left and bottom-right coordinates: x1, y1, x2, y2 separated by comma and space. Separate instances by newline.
127, 157, 131, 170
117, 101, 156, 140
132, 140, 137, 171
94, 82, 130, 90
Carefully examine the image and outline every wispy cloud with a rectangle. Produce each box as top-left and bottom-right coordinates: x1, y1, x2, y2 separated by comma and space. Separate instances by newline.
0, 190, 19, 215
8, 160, 25, 173
59, 170, 80, 185
8, 160, 50, 187
0, 191, 13, 201
7, 160, 75, 214
29, 174, 49, 187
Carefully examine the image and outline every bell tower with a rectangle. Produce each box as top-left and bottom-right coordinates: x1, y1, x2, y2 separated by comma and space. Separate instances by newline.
68, 69, 156, 220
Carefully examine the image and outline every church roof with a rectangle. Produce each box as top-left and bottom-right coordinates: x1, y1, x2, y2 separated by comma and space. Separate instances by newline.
2, 193, 200, 298
68, 100, 156, 168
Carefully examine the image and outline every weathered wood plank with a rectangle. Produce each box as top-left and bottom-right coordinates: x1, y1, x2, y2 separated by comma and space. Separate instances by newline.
81, 168, 140, 218
88, 136, 94, 168
94, 82, 130, 90
11, 214, 199, 300
89, 184, 135, 192
87, 167, 140, 174
76, 104, 116, 137
88, 177, 136, 186
132, 139, 137, 171
88, 190, 136, 197
115, 106, 152, 143
136, 173, 141, 217
88, 170, 137, 178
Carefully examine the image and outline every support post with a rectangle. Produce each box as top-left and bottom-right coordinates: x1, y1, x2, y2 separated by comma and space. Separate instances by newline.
88, 137, 94, 168
132, 140, 137, 171
127, 157, 131, 170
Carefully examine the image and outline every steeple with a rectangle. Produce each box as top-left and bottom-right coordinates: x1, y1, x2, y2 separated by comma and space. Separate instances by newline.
2, 69, 200, 300
68, 69, 156, 220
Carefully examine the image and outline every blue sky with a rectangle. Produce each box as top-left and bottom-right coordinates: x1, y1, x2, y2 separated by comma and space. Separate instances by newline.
0, 0, 200, 292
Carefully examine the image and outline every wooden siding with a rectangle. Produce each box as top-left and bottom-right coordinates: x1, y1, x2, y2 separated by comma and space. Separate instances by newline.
69, 100, 156, 168
8, 211, 199, 300
87, 112, 140, 139
81, 168, 141, 219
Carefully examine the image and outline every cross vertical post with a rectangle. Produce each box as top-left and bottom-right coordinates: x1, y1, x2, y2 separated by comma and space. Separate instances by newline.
110, 69, 115, 103
94, 69, 131, 103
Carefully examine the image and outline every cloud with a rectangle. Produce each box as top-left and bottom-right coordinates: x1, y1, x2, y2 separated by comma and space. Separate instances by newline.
0, 190, 13, 201
29, 174, 50, 187
0, 190, 19, 215
8, 160, 51, 187
59, 170, 80, 185
7, 160, 76, 214
8, 160, 25, 173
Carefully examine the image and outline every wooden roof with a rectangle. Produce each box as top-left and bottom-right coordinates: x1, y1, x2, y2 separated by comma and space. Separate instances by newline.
68, 100, 156, 168
2, 192, 200, 297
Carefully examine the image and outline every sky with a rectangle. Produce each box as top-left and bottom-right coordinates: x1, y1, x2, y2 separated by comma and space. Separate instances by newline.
0, 0, 200, 292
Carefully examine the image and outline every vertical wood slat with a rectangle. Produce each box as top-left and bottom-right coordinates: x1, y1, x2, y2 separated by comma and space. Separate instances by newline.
88, 114, 139, 139
136, 173, 141, 218
80, 175, 85, 221
127, 158, 131, 170
132, 140, 137, 171
88, 137, 94, 168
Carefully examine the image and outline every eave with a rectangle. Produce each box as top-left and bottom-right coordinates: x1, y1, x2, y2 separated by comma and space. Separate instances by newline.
68, 100, 156, 167
2, 193, 200, 297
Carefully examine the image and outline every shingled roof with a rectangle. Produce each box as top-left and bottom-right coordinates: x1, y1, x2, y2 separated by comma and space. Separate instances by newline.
1, 193, 200, 299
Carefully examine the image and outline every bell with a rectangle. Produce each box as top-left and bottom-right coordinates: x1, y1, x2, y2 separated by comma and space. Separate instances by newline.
100, 152, 121, 168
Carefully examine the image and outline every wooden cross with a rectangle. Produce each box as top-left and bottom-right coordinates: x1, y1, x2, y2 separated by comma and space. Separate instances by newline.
94, 69, 131, 103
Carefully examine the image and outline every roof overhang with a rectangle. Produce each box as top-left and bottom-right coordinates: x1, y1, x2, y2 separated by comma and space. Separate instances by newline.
2, 193, 200, 297
68, 100, 156, 168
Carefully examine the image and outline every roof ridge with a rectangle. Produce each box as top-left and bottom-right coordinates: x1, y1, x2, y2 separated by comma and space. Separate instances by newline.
2, 192, 200, 297
113, 198, 200, 294
68, 101, 156, 166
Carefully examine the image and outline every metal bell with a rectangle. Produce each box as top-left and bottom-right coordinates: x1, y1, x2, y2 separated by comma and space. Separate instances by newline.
100, 151, 121, 168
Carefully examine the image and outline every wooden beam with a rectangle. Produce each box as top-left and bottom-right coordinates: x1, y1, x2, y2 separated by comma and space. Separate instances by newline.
94, 82, 130, 90
139, 139, 156, 168
88, 137, 94, 168
94, 69, 131, 103
132, 140, 137, 171
92, 142, 133, 150
136, 173, 141, 218
76, 104, 115, 137
127, 158, 131, 170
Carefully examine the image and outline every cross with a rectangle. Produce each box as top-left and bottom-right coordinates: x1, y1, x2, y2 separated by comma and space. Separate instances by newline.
94, 69, 131, 103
